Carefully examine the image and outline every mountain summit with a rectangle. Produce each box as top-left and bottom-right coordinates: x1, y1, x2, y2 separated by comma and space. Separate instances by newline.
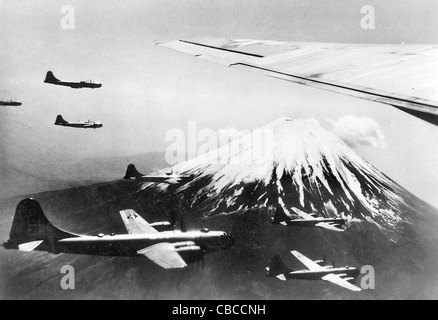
166, 118, 421, 240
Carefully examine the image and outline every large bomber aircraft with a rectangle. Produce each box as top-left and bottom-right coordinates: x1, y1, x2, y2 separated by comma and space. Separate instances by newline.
0, 100, 22, 107
4, 199, 234, 269
55, 115, 103, 129
272, 206, 345, 232
124, 164, 194, 185
159, 38, 438, 126
266, 250, 362, 292
44, 71, 102, 89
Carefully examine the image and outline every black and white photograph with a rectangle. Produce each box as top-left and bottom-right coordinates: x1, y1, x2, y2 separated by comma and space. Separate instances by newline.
1, 0, 438, 303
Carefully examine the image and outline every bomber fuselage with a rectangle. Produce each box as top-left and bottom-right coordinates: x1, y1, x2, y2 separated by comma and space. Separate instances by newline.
282, 218, 345, 227
30, 230, 234, 257
0, 101, 22, 106
55, 122, 103, 129
285, 267, 360, 280
45, 80, 102, 89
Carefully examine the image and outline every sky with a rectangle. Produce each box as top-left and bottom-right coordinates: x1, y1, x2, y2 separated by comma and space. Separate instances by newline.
1, 0, 438, 207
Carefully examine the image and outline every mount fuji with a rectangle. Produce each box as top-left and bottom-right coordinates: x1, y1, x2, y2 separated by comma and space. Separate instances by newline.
154, 118, 425, 241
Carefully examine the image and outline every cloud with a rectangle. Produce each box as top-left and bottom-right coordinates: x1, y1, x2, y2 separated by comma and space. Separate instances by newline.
327, 115, 386, 148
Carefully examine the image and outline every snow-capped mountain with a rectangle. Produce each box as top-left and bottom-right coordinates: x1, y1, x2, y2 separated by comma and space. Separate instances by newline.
163, 118, 421, 239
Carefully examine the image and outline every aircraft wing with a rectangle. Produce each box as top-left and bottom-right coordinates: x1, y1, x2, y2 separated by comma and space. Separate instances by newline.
290, 207, 315, 220
321, 273, 362, 292
120, 210, 159, 235
291, 250, 325, 271
315, 222, 344, 232
158, 38, 438, 126
137, 243, 187, 269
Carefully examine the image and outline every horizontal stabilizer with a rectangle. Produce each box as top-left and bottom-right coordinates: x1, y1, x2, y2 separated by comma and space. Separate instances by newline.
18, 240, 44, 252
276, 274, 287, 281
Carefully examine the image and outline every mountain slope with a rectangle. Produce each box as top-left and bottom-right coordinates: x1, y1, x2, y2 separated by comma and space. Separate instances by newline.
162, 118, 423, 241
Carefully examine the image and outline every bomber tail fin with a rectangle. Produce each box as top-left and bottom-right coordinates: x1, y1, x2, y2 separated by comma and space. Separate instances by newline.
124, 164, 144, 180
55, 115, 67, 125
266, 255, 291, 279
4, 199, 76, 253
44, 71, 60, 83
271, 205, 294, 224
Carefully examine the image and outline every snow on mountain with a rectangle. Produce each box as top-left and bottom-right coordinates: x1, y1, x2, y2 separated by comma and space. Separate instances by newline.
160, 118, 421, 240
